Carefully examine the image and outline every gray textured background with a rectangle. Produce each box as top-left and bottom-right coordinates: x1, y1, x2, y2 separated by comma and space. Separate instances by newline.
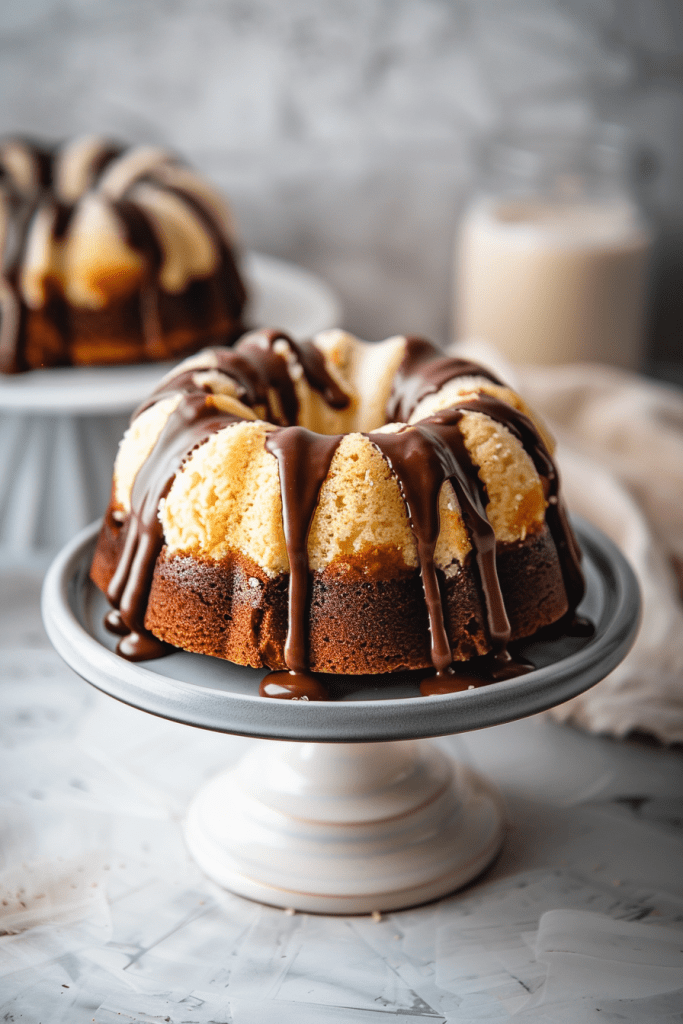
1, 0, 681, 376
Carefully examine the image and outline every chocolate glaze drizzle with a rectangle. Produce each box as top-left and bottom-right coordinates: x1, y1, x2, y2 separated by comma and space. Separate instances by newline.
0, 138, 246, 373
386, 336, 503, 424
106, 330, 350, 665
98, 331, 585, 697
264, 427, 344, 689
138, 328, 349, 424
107, 392, 241, 660
367, 416, 510, 686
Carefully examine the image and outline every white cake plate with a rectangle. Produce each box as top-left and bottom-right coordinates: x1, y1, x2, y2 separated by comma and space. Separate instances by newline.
42, 518, 639, 914
0, 253, 341, 559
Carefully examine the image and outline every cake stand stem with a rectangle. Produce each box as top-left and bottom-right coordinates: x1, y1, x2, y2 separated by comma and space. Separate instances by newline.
185, 738, 504, 914
0, 411, 127, 557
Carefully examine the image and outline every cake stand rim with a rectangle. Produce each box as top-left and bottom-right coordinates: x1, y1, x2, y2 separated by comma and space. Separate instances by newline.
41, 516, 640, 742
0, 251, 342, 415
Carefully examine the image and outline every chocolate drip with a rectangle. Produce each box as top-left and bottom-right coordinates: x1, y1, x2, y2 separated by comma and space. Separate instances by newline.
225, 331, 303, 423
112, 197, 164, 270
0, 143, 85, 370
106, 393, 240, 660
239, 329, 350, 413
38, 146, 57, 187
140, 329, 350, 425
428, 397, 584, 610
368, 418, 509, 671
0, 142, 120, 370
104, 608, 130, 636
88, 143, 125, 187
124, 331, 350, 682
157, 181, 247, 320
264, 427, 343, 674
294, 340, 351, 409
386, 336, 503, 423
0, 199, 37, 373
137, 340, 297, 425
111, 197, 168, 362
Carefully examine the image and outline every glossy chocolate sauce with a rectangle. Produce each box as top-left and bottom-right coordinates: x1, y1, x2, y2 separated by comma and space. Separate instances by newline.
420, 650, 535, 696
264, 426, 343, 689
163, 182, 247, 322
106, 392, 241, 659
259, 671, 329, 701
0, 144, 50, 372
138, 329, 350, 424
98, 332, 585, 697
103, 608, 130, 636
385, 336, 502, 424
428, 398, 584, 610
367, 419, 510, 675
107, 332, 351, 666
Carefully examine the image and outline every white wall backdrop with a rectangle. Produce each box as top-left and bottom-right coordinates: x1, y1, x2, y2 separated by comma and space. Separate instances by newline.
1, 0, 681, 368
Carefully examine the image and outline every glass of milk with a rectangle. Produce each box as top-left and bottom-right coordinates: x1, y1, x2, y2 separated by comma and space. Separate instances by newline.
454, 126, 652, 368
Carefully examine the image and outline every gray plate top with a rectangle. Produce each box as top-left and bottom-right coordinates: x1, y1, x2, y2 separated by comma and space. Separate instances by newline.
42, 518, 640, 742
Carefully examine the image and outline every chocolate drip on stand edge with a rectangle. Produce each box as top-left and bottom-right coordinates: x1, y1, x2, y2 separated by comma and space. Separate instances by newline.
420, 649, 535, 696
259, 671, 329, 701
106, 393, 240, 660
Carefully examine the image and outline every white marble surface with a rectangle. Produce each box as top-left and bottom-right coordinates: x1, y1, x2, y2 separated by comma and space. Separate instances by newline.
1, 563, 683, 1022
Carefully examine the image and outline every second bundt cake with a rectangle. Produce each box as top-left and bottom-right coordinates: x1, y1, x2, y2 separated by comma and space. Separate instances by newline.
90, 329, 584, 690
0, 135, 247, 372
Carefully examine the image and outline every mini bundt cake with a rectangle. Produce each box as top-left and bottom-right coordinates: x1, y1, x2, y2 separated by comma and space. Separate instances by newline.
90, 329, 584, 694
0, 135, 247, 372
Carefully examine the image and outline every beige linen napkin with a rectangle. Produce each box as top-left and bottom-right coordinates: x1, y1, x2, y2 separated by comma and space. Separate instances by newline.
451, 341, 683, 744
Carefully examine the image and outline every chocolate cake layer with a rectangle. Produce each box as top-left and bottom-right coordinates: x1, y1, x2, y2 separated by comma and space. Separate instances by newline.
92, 517, 567, 674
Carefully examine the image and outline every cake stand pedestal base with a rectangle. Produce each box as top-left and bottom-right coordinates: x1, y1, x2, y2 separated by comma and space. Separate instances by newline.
185, 738, 504, 914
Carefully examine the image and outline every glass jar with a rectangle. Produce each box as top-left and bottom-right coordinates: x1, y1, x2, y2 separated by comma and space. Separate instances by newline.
453, 125, 652, 368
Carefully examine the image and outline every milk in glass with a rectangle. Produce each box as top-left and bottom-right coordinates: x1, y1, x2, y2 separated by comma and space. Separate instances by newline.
454, 130, 652, 368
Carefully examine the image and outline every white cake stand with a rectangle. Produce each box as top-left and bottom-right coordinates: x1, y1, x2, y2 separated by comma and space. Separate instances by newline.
0, 253, 341, 560
42, 518, 639, 914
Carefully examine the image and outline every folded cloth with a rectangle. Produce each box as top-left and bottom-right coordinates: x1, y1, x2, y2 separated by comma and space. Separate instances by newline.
451, 341, 683, 745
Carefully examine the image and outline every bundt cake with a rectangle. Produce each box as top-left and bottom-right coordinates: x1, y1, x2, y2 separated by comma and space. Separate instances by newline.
0, 135, 247, 372
90, 329, 585, 699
